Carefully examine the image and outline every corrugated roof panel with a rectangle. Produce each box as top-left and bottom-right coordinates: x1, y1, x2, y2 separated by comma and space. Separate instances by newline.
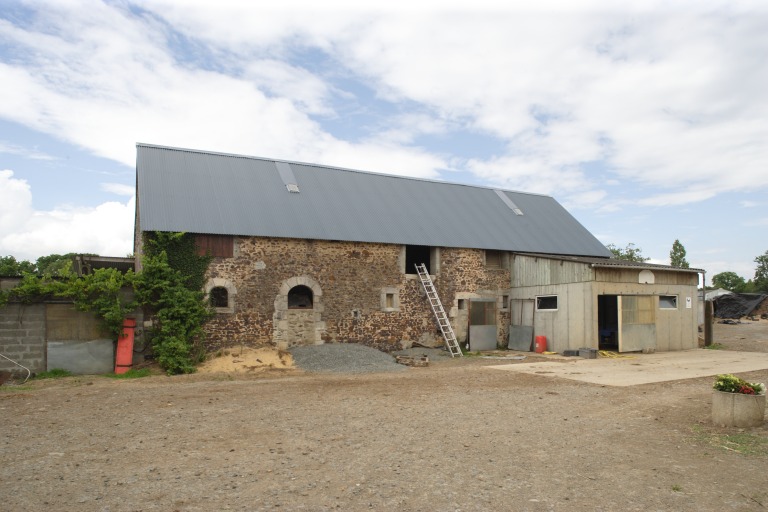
136, 144, 613, 257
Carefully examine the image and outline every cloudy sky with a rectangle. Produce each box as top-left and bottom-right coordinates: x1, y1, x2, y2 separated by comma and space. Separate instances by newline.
1, 0, 766, 281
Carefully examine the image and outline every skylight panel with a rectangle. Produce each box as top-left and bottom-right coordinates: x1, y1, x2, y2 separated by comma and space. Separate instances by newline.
494, 190, 523, 215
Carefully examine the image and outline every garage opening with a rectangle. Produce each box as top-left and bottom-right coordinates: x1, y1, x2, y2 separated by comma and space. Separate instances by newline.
468, 299, 497, 351
598, 295, 618, 350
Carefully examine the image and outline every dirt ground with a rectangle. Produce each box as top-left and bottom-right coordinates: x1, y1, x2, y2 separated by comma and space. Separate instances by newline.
2, 321, 767, 511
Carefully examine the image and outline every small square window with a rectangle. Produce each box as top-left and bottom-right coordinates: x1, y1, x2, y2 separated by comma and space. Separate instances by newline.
659, 295, 678, 309
536, 295, 558, 311
502, 295, 509, 309
381, 288, 399, 312
458, 299, 467, 310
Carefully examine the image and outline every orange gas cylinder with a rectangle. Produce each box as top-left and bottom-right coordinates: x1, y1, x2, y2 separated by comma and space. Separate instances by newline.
115, 318, 136, 374
534, 335, 547, 353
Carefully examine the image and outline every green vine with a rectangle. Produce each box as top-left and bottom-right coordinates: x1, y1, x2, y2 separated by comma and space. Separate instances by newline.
68, 268, 137, 338
2, 268, 135, 338
1, 231, 213, 375
136, 232, 213, 374
143, 232, 211, 291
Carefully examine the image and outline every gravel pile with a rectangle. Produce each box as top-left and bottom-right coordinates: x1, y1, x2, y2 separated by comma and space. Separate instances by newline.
290, 343, 458, 373
289, 343, 408, 373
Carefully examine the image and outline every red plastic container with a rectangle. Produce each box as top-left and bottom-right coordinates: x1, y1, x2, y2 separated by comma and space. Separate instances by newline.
534, 335, 547, 353
115, 318, 136, 374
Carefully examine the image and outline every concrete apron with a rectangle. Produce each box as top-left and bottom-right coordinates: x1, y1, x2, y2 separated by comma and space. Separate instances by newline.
487, 349, 768, 387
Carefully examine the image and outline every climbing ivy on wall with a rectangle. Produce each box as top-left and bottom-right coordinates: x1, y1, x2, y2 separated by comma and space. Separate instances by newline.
142, 231, 211, 291
135, 232, 213, 374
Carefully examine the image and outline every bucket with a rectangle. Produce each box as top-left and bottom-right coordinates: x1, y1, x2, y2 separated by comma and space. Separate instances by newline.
534, 335, 547, 353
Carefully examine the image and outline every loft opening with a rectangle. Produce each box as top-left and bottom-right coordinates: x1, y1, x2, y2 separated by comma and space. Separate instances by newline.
486, 250, 504, 269
288, 285, 313, 309
210, 286, 228, 308
405, 245, 436, 274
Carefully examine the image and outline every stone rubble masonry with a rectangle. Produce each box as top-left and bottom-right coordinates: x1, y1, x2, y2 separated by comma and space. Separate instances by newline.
204, 236, 511, 351
0, 303, 46, 374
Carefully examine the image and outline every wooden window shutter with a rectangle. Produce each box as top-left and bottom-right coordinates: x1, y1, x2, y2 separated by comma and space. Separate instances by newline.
195, 234, 234, 258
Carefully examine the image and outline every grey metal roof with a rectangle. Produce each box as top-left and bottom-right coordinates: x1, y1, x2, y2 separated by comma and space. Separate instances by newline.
136, 144, 613, 257
518, 253, 704, 273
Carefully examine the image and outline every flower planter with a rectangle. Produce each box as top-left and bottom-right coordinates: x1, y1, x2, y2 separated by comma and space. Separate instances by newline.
711, 390, 766, 428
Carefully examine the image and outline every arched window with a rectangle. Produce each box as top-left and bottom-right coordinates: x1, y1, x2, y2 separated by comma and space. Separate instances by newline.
210, 286, 229, 308
288, 285, 313, 309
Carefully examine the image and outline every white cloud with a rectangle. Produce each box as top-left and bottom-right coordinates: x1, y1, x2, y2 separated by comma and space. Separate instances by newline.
0, 141, 56, 160
3, 2, 767, 205
0, 170, 33, 234
0, 2, 445, 179
0, 170, 134, 260
101, 183, 135, 196
242, 59, 335, 116
1, 0, 768, 270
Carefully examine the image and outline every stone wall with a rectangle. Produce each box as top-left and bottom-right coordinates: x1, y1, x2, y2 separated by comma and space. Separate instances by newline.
203, 237, 511, 351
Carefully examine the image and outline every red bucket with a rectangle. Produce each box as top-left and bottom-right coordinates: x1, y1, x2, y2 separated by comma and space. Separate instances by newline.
534, 335, 547, 353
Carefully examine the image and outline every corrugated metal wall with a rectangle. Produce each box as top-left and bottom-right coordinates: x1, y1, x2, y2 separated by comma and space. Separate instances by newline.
509, 255, 700, 352
511, 256, 594, 287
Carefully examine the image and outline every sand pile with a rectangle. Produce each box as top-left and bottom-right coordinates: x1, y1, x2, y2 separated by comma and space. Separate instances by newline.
198, 346, 294, 374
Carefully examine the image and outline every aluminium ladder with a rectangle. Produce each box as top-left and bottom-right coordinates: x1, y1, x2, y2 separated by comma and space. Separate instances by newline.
414, 263, 462, 357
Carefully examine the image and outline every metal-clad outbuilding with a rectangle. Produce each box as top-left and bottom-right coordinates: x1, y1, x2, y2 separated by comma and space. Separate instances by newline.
508, 253, 703, 353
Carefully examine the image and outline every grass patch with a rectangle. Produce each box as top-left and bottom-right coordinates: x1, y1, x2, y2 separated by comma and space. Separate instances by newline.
704, 343, 725, 350
104, 368, 152, 379
671, 484, 682, 492
692, 425, 768, 456
0, 385, 34, 392
33, 368, 73, 380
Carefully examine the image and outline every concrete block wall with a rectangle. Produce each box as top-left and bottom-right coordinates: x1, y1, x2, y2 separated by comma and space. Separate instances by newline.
0, 303, 46, 374
203, 237, 512, 351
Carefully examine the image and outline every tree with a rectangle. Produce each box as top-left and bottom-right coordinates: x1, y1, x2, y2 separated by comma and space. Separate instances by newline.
606, 243, 649, 262
754, 250, 768, 293
742, 279, 759, 293
0, 255, 36, 276
35, 253, 80, 276
669, 239, 689, 268
711, 271, 746, 292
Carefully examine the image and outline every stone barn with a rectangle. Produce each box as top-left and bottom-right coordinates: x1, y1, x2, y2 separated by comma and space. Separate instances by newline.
134, 144, 700, 353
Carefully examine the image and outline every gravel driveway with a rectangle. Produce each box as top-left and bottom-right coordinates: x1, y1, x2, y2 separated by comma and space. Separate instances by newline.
1, 322, 766, 511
